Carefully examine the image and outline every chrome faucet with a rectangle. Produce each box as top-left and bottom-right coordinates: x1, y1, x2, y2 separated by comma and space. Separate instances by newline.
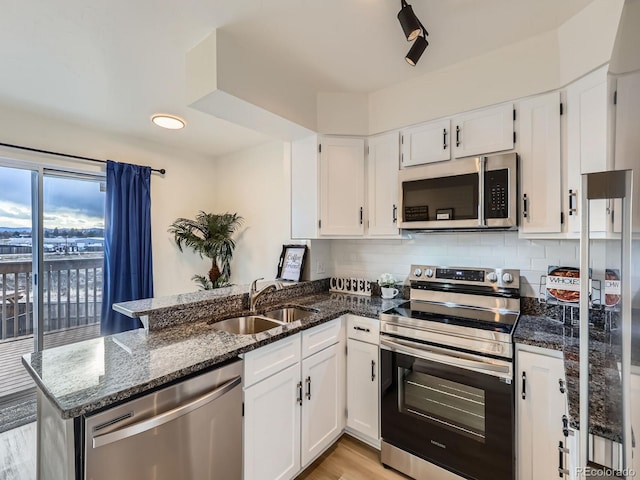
249, 278, 283, 312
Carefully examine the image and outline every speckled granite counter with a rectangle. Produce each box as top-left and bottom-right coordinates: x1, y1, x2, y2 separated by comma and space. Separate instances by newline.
23, 291, 404, 419
514, 314, 638, 443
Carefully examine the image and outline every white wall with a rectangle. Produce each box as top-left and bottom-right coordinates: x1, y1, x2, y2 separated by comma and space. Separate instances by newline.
369, 30, 561, 135
0, 103, 219, 297
211, 141, 296, 285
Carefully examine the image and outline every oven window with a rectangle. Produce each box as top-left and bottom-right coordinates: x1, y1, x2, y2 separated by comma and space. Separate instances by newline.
401, 361, 486, 442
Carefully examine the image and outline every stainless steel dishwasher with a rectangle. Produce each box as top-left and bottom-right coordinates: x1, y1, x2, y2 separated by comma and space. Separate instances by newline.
84, 359, 242, 480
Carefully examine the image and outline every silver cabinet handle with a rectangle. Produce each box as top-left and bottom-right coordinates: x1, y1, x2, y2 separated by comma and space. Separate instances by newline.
371, 360, 376, 382
559, 379, 566, 394
522, 371, 526, 400
359, 207, 363, 225
558, 440, 570, 477
92, 376, 241, 449
297, 381, 303, 406
523, 194, 529, 220
392, 204, 397, 223
353, 326, 370, 333
305, 376, 311, 400
568, 189, 577, 216
443, 128, 448, 150
455, 125, 461, 147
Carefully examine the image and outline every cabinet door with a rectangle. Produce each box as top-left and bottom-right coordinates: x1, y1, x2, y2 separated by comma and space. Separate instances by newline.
518, 91, 562, 234
565, 66, 610, 234
319, 137, 365, 236
301, 342, 345, 467
517, 349, 567, 480
400, 119, 450, 167
452, 103, 514, 158
367, 132, 400, 237
346, 339, 379, 442
613, 71, 640, 233
243, 364, 301, 480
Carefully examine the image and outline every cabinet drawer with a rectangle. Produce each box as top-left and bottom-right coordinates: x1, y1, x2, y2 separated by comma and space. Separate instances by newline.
346, 315, 379, 344
244, 333, 301, 388
302, 317, 343, 358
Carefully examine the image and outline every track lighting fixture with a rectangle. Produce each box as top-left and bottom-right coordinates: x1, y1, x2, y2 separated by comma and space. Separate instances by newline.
397, 0, 421, 41
405, 23, 428, 66
397, 1, 429, 66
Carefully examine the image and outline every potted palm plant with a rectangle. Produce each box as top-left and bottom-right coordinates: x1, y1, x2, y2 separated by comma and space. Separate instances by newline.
168, 211, 244, 289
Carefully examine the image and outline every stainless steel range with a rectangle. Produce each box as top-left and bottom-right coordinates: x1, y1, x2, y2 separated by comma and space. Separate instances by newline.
380, 265, 520, 480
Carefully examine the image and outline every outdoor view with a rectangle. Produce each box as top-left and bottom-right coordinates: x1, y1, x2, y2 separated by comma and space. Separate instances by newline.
0, 166, 105, 402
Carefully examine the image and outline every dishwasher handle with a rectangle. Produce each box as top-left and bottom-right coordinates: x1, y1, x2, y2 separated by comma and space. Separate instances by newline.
92, 375, 242, 449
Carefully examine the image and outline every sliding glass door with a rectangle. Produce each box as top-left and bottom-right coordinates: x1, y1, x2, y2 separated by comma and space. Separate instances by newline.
41, 172, 105, 349
0, 162, 104, 405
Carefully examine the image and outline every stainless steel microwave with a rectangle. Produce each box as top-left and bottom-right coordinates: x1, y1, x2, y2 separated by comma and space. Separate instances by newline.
398, 153, 518, 230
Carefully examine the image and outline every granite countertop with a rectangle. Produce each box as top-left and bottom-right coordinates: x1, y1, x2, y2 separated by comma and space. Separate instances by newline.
23, 291, 404, 419
514, 314, 638, 443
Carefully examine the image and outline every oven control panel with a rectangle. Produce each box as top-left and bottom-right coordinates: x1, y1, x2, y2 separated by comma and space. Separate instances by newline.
409, 265, 520, 289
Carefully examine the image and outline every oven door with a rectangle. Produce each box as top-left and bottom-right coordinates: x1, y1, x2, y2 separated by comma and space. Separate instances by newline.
380, 336, 514, 480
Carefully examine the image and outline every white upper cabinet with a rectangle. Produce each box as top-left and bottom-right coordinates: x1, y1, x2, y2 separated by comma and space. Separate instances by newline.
613, 70, 640, 233
400, 119, 451, 167
291, 135, 366, 239
319, 136, 365, 235
367, 133, 400, 237
452, 103, 515, 158
518, 91, 562, 235
565, 65, 610, 234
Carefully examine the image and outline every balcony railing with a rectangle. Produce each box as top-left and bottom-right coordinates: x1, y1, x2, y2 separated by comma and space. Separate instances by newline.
0, 256, 102, 342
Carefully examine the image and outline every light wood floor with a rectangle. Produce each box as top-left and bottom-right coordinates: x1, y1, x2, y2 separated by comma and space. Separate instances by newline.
297, 435, 409, 480
0, 421, 35, 480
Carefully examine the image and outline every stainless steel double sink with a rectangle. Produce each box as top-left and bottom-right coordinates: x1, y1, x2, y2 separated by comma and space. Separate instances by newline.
209, 306, 319, 335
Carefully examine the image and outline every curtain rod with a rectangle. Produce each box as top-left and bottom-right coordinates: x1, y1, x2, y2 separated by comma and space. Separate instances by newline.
0, 142, 166, 174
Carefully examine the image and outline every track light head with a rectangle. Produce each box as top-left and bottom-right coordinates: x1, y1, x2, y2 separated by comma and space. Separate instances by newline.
405, 34, 428, 66
397, 0, 421, 41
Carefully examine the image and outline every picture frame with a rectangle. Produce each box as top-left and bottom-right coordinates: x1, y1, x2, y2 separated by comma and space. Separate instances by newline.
276, 245, 308, 282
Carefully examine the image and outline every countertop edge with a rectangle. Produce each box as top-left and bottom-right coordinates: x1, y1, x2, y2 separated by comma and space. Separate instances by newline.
24, 292, 392, 419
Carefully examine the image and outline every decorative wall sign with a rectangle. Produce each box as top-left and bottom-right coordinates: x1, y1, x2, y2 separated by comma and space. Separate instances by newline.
329, 277, 372, 296
276, 245, 307, 282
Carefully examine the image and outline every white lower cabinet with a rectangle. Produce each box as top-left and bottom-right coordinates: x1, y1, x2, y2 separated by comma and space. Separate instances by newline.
345, 315, 380, 447
243, 318, 345, 480
243, 363, 301, 480
516, 345, 569, 480
301, 342, 344, 466
346, 339, 379, 444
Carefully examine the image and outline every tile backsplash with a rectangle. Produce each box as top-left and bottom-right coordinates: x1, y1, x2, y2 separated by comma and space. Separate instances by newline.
327, 231, 580, 298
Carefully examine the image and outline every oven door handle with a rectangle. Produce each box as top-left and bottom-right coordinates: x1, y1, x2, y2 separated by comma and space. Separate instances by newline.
380, 336, 511, 377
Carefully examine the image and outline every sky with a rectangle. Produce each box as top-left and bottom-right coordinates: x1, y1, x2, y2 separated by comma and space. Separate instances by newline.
0, 166, 105, 229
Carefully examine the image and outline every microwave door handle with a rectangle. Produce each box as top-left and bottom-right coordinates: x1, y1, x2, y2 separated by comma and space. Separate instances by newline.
478, 157, 486, 227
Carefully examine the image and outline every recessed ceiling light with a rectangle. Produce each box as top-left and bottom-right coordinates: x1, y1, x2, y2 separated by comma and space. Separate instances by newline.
151, 114, 186, 130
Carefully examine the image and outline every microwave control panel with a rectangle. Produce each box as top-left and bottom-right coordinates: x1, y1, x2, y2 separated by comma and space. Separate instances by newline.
485, 169, 508, 218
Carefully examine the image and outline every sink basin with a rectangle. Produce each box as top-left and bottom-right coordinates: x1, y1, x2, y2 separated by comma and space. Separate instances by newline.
261, 306, 319, 323
210, 316, 283, 335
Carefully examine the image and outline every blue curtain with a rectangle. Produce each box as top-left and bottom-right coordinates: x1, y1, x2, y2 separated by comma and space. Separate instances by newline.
101, 161, 154, 335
